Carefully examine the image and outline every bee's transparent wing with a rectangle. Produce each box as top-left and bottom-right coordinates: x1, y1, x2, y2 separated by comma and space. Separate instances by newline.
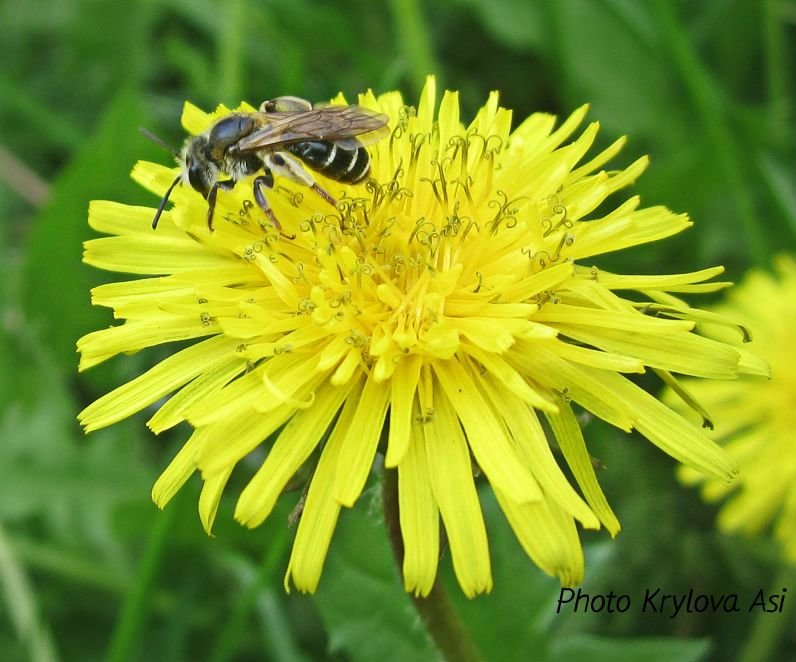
236, 105, 389, 152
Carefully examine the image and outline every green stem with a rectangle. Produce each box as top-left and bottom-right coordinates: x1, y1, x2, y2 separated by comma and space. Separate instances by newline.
382, 469, 483, 662
737, 563, 796, 662
762, 0, 791, 139
104, 492, 182, 662
652, 0, 768, 266
209, 526, 299, 662
0, 523, 60, 662
388, 0, 440, 96
538, 2, 571, 103
217, 0, 246, 104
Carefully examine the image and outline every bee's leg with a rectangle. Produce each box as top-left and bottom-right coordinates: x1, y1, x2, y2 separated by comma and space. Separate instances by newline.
266, 152, 338, 209
252, 171, 280, 230
206, 179, 236, 230
260, 96, 313, 113
253, 172, 297, 239
310, 182, 337, 208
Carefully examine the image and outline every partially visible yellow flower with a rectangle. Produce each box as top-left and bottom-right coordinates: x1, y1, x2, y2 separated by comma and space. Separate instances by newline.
77, 77, 769, 597
669, 256, 793, 561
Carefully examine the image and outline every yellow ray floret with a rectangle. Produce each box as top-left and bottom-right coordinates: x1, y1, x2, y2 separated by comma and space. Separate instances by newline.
668, 256, 793, 562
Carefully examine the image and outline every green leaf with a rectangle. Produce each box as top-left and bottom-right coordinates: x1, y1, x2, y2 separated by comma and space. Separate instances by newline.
311, 488, 437, 662
453, 0, 545, 50
550, 633, 710, 662
551, 0, 679, 139
0, 525, 60, 662
20, 87, 157, 377
758, 153, 796, 238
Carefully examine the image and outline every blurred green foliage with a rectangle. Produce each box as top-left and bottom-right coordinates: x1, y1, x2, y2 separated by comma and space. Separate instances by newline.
1, 0, 794, 660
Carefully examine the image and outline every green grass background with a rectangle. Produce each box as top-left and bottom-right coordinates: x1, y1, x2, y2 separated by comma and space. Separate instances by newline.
1, 0, 794, 660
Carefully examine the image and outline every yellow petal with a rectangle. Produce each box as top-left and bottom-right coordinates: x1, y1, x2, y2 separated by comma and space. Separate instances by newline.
78, 320, 218, 371
285, 389, 363, 593
398, 423, 440, 597
199, 467, 233, 534
333, 376, 391, 507
147, 359, 246, 433
424, 390, 492, 596
434, 358, 541, 504
151, 427, 209, 508
494, 488, 584, 586
235, 378, 358, 527
78, 336, 237, 432
385, 355, 422, 468
557, 325, 742, 379
544, 402, 621, 535
480, 377, 599, 530
84, 235, 231, 275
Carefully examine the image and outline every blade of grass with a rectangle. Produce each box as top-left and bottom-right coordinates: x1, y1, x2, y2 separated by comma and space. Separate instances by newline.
104, 492, 183, 662
738, 564, 796, 662
757, 153, 796, 238
217, 0, 246, 105
0, 145, 50, 208
0, 523, 60, 662
388, 0, 440, 96
254, 588, 308, 662
0, 71, 84, 151
762, 0, 792, 140
652, 0, 769, 266
209, 524, 303, 662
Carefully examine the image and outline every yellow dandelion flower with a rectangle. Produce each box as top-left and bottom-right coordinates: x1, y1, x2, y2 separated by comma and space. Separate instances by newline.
667, 256, 793, 561
77, 77, 769, 597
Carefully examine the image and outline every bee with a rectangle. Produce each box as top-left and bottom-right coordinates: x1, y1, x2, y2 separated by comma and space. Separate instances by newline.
151, 96, 390, 232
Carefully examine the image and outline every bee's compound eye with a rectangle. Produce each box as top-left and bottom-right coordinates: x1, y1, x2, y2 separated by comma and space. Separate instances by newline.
186, 157, 212, 197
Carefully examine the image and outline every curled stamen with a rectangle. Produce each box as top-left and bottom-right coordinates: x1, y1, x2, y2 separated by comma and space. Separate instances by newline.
483, 134, 504, 158
239, 199, 254, 221
449, 175, 474, 205
407, 132, 427, 178
391, 254, 406, 275
409, 218, 437, 247
527, 250, 551, 270
345, 330, 369, 349
541, 194, 573, 237
486, 190, 528, 235
397, 104, 415, 130
549, 232, 574, 262
460, 218, 478, 241
297, 298, 315, 314
434, 159, 449, 205
299, 213, 324, 235
473, 271, 483, 293
291, 262, 307, 284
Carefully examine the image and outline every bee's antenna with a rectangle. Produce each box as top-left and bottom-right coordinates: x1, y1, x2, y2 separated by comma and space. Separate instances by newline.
152, 175, 182, 229
139, 127, 180, 158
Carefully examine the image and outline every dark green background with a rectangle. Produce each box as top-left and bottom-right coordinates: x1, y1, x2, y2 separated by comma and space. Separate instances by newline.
1, 1, 794, 660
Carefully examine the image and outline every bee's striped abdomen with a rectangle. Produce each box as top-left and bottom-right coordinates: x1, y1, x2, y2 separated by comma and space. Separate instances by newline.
287, 141, 370, 184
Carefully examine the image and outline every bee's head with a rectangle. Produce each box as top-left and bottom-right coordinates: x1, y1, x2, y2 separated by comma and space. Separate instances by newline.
151, 135, 217, 230
182, 135, 216, 198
